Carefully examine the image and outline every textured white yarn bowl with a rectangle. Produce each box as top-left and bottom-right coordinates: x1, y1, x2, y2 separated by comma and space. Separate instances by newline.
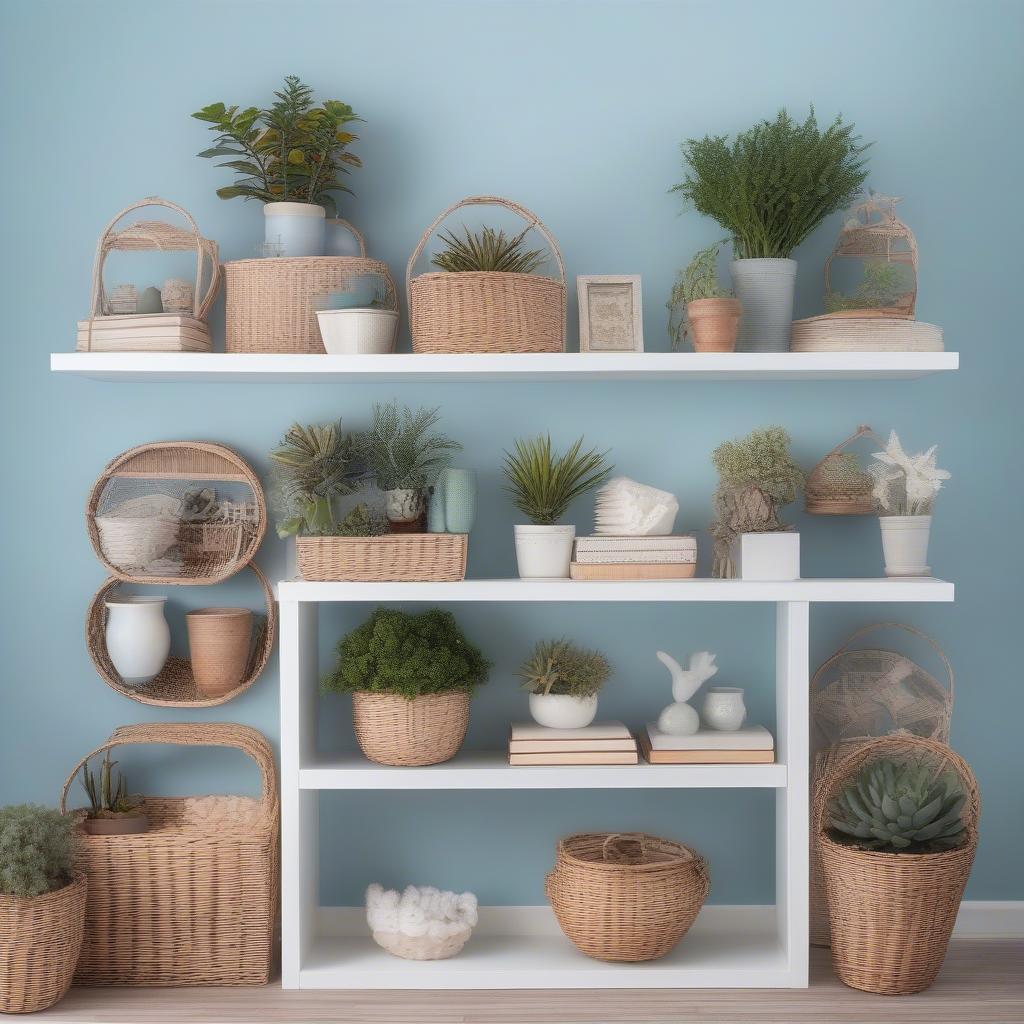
95, 516, 180, 569
372, 927, 473, 960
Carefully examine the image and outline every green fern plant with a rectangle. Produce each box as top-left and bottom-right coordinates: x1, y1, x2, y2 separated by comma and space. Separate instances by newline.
519, 639, 611, 697
430, 226, 548, 274
0, 805, 76, 898
667, 240, 732, 349
355, 402, 461, 491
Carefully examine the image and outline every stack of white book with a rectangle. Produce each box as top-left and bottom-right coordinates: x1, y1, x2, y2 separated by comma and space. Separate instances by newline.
76, 314, 212, 352
569, 535, 697, 580
508, 721, 639, 765
639, 724, 775, 764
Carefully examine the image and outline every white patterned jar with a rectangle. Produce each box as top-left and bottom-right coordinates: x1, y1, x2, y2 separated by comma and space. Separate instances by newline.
701, 687, 746, 731
385, 488, 424, 525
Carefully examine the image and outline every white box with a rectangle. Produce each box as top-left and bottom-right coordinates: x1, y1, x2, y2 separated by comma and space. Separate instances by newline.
731, 532, 800, 581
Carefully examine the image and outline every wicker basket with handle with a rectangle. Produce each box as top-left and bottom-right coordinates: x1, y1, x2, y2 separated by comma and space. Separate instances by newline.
546, 832, 709, 962
60, 723, 278, 986
407, 195, 566, 353
817, 735, 978, 995
805, 425, 882, 515
352, 690, 471, 766
296, 532, 467, 582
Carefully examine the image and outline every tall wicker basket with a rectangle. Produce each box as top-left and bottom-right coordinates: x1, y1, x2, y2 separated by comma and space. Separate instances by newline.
407, 195, 566, 353
61, 723, 278, 986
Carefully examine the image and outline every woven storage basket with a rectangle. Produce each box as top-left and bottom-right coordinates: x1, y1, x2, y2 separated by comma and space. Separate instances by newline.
86, 441, 266, 585
817, 735, 978, 995
224, 223, 397, 353
352, 690, 471, 766
296, 532, 467, 582
0, 874, 87, 1013
546, 832, 709, 962
86, 564, 276, 707
407, 195, 565, 353
61, 723, 278, 986
806, 425, 881, 515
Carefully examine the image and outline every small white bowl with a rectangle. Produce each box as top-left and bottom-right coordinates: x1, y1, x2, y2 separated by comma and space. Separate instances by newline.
316, 308, 398, 354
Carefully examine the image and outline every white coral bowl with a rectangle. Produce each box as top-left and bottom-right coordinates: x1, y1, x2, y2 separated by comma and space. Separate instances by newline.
372, 928, 473, 960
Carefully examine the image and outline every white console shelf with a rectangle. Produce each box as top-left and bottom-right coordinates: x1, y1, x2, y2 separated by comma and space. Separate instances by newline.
279, 575, 954, 991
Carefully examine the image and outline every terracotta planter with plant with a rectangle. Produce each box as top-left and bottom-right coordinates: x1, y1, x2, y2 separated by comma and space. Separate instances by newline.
519, 639, 611, 729
79, 751, 148, 835
323, 608, 491, 766
668, 240, 740, 352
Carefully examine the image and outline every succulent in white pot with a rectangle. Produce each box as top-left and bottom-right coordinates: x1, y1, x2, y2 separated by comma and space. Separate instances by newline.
503, 434, 612, 579
870, 431, 950, 577
519, 638, 611, 729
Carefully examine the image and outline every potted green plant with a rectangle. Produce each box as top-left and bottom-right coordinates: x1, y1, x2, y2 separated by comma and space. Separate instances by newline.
0, 805, 85, 1013
710, 427, 804, 579
503, 434, 613, 579
667, 240, 740, 352
519, 639, 611, 729
672, 108, 870, 351
323, 608, 491, 766
193, 75, 361, 257
79, 752, 148, 835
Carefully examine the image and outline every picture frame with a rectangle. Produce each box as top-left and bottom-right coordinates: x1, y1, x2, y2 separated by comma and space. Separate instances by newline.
576, 275, 644, 352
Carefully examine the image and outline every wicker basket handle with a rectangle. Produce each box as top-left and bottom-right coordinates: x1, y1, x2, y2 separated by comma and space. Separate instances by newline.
329, 218, 367, 258
824, 424, 884, 458
60, 723, 277, 824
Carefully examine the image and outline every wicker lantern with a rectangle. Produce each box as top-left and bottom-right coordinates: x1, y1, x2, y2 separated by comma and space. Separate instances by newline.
805, 425, 880, 515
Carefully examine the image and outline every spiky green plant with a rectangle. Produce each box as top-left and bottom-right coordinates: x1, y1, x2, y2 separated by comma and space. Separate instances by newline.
828, 757, 967, 853
0, 804, 76, 897
332, 503, 389, 537
667, 240, 732, 350
430, 225, 548, 274
355, 403, 462, 492
672, 107, 871, 259
518, 639, 611, 698
80, 752, 138, 817
503, 434, 612, 526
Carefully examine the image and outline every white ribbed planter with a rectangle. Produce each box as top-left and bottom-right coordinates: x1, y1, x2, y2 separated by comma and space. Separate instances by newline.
513, 525, 575, 578
317, 309, 399, 354
879, 515, 932, 576
731, 258, 797, 352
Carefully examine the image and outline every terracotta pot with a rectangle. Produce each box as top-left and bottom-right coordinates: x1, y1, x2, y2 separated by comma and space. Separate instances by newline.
687, 298, 740, 352
186, 607, 253, 697
83, 813, 149, 836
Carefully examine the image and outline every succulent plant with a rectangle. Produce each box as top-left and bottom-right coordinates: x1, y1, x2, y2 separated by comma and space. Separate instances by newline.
81, 752, 139, 817
431, 225, 548, 274
518, 639, 611, 698
828, 756, 967, 853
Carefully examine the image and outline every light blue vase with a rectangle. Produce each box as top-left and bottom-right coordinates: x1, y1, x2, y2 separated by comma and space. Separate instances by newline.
443, 469, 477, 534
263, 202, 326, 258
427, 480, 447, 533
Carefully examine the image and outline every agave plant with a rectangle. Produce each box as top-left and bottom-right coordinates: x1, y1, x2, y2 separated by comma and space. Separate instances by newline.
430, 226, 548, 274
518, 639, 611, 697
828, 756, 967, 853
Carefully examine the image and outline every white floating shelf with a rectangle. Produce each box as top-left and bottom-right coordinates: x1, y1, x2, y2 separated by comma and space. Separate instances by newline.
278, 577, 954, 604
300, 752, 786, 790
50, 350, 959, 383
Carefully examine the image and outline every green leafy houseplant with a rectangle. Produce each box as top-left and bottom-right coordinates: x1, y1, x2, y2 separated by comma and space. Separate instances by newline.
323, 608, 491, 699
519, 639, 611, 697
672, 108, 871, 259
355, 403, 462, 492
431, 226, 548, 274
667, 240, 733, 350
193, 74, 361, 213
0, 805, 76, 898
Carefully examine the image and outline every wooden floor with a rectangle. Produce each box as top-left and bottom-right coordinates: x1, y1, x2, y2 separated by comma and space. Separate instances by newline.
36, 942, 1024, 1024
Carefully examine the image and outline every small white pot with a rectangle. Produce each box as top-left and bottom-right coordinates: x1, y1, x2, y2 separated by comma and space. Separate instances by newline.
701, 687, 746, 731
385, 488, 424, 524
529, 692, 598, 729
730, 532, 800, 580
317, 308, 398, 354
514, 525, 575, 579
879, 515, 932, 576
730, 258, 797, 352
263, 202, 326, 258
104, 595, 170, 686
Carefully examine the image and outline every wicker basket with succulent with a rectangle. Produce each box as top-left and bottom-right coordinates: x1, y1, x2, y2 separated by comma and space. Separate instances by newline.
519, 639, 611, 729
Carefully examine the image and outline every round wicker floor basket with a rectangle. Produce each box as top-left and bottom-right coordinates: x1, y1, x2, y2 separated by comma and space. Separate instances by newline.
817, 735, 978, 995
351, 690, 471, 766
407, 196, 565, 353
0, 874, 87, 1013
546, 832, 709, 962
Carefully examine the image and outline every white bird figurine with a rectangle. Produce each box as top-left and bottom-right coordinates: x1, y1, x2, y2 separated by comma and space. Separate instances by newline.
656, 651, 718, 735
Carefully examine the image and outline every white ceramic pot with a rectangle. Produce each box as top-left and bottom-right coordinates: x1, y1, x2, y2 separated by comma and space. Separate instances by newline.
104, 595, 170, 686
702, 687, 746, 731
316, 308, 399, 354
263, 202, 326, 258
513, 525, 575, 579
730, 258, 797, 352
730, 532, 800, 580
529, 692, 598, 729
385, 488, 424, 524
879, 515, 932, 576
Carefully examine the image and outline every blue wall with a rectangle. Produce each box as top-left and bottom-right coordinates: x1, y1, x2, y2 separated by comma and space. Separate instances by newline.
1, 0, 1020, 905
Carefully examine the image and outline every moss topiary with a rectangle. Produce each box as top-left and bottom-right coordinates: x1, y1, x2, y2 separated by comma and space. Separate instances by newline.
0, 804, 76, 898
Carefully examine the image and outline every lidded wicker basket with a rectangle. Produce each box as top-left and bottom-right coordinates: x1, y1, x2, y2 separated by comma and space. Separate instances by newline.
61, 723, 278, 986
296, 532, 467, 582
351, 690, 471, 766
546, 832, 709, 962
407, 195, 566, 353
805, 425, 880, 515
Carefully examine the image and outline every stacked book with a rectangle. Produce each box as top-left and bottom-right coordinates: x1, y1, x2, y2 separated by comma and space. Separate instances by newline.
569, 535, 697, 580
509, 722, 639, 765
76, 314, 212, 352
639, 724, 775, 764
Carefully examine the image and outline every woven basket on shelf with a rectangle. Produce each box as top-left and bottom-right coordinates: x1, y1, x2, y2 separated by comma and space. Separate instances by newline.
61, 723, 278, 986
817, 735, 978, 995
805, 425, 881, 515
296, 532, 467, 582
407, 195, 565, 353
86, 564, 277, 707
546, 832, 709, 962
224, 223, 397, 353
0, 874, 87, 1013
351, 690, 471, 766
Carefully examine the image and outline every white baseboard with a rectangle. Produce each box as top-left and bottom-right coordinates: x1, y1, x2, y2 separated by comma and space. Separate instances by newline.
953, 901, 1024, 938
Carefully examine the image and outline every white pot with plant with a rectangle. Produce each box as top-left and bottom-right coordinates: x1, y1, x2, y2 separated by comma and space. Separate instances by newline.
503, 434, 613, 579
673, 108, 870, 351
194, 75, 362, 258
668, 240, 740, 352
519, 638, 610, 729
710, 426, 805, 579
869, 430, 950, 576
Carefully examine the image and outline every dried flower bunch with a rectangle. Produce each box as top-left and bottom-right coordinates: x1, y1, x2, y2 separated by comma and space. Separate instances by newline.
519, 639, 611, 698
0, 804, 76, 898
431, 226, 548, 274
870, 431, 950, 516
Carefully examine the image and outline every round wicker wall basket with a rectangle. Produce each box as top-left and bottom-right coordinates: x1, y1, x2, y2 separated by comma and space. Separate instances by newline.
546, 832, 709, 962
86, 441, 266, 586
407, 195, 566, 353
86, 563, 276, 707
351, 690, 471, 766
